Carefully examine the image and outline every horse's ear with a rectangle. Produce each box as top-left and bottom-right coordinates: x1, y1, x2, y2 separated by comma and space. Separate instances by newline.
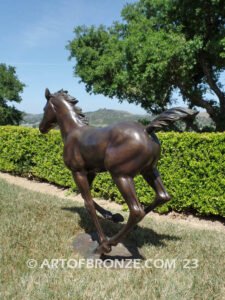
45, 88, 51, 101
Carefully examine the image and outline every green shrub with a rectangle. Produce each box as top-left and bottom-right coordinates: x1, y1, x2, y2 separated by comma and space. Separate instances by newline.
0, 126, 224, 217
0, 126, 76, 190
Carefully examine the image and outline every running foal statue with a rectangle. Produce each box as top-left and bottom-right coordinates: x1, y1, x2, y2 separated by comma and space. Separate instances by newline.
39, 88, 198, 254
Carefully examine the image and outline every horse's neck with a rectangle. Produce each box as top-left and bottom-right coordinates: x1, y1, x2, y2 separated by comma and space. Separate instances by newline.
55, 104, 85, 142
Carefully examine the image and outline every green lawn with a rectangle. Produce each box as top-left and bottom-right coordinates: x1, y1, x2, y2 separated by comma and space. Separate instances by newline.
0, 178, 224, 300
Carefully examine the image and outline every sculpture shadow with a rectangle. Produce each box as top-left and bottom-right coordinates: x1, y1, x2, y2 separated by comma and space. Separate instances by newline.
61, 205, 181, 260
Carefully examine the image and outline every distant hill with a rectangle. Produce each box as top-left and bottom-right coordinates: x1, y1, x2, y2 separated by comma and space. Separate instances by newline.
21, 109, 152, 128
85, 109, 152, 127
21, 113, 43, 128
21, 109, 214, 131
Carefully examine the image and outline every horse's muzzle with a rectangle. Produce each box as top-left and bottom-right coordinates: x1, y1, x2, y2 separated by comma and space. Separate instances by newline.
39, 123, 49, 134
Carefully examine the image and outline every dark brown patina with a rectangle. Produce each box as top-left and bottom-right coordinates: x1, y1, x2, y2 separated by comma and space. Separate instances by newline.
39, 88, 198, 254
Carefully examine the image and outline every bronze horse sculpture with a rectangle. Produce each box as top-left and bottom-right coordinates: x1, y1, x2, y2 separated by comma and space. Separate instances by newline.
39, 88, 198, 254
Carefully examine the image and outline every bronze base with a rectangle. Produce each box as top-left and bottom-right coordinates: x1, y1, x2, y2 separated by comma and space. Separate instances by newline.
72, 233, 145, 269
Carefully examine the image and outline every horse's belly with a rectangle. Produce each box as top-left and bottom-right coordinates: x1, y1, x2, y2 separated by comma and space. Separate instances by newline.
84, 157, 106, 172
81, 145, 106, 171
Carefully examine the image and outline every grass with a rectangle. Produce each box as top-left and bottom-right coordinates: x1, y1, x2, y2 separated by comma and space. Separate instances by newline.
0, 178, 224, 300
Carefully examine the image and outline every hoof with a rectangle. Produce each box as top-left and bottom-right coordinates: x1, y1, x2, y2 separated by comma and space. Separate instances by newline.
103, 212, 124, 223
112, 213, 124, 223
95, 242, 111, 254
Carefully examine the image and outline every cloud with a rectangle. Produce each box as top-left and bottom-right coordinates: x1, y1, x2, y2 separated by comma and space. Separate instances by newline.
21, 0, 74, 48
22, 17, 65, 48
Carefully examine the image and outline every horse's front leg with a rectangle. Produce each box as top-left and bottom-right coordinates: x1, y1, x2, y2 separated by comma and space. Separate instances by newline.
72, 171, 110, 253
96, 175, 145, 254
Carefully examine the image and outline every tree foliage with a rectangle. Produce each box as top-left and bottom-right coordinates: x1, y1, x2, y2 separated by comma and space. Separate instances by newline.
67, 0, 225, 131
0, 63, 25, 125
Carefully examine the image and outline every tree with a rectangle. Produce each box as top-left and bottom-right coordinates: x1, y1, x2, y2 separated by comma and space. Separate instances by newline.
67, 0, 225, 131
0, 63, 25, 125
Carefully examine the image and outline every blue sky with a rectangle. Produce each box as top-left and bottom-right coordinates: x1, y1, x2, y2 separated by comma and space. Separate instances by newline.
1, 0, 150, 114
2, 0, 218, 115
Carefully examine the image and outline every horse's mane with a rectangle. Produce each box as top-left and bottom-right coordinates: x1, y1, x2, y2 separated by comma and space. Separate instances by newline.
53, 89, 88, 125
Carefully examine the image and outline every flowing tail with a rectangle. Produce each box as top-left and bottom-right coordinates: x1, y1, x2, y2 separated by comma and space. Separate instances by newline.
146, 107, 199, 133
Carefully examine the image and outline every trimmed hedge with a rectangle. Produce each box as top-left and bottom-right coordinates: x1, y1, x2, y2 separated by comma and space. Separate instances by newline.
0, 126, 225, 217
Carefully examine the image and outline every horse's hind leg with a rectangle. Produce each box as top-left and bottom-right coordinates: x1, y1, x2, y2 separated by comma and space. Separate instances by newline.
96, 175, 145, 254
87, 172, 124, 223
141, 168, 171, 214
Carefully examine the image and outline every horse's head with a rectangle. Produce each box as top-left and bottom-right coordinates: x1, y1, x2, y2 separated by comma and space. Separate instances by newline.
39, 88, 88, 134
39, 88, 58, 134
